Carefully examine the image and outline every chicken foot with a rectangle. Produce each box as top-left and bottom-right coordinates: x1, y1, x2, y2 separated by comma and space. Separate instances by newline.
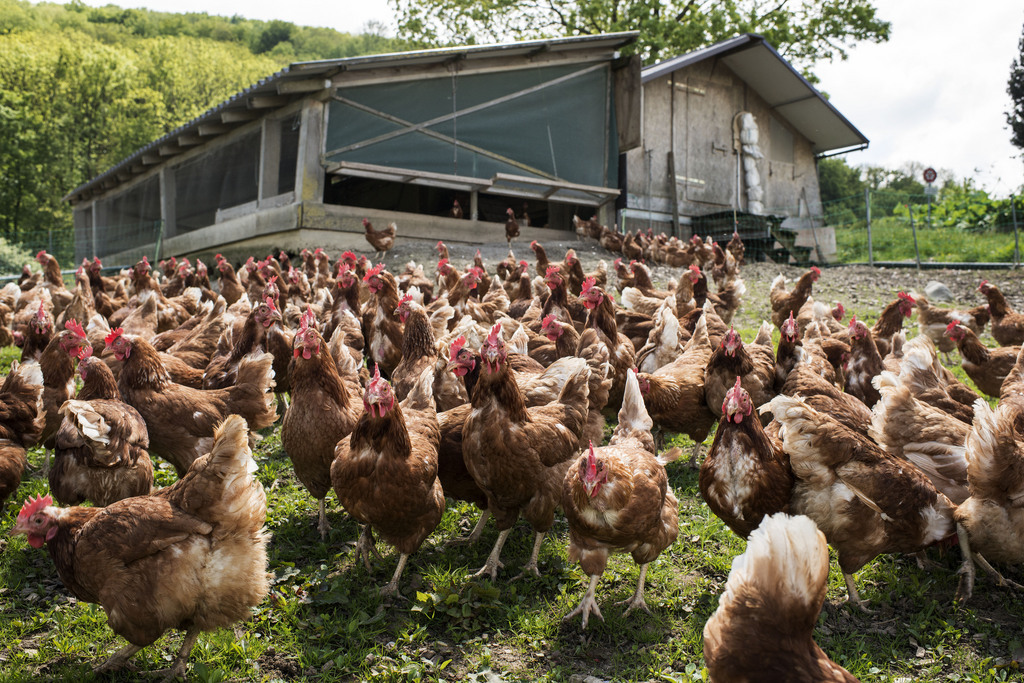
471, 528, 512, 581
355, 526, 384, 571
317, 498, 331, 540
842, 572, 875, 614
512, 531, 546, 580
93, 643, 143, 674
955, 524, 976, 604
686, 441, 705, 469
974, 552, 1024, 592
616, 563, 653, 618
563, 574, 604, 629
158, 627, 201, 683
380, 553, 409, 598
445, 510, 492, 548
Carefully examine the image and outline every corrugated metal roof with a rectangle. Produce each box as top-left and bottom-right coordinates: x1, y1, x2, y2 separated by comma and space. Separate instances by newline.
642, 33, 869, 156
66, 32, 638, 203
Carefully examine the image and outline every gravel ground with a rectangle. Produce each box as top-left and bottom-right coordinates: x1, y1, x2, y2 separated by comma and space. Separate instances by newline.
379, 237, 1024, 330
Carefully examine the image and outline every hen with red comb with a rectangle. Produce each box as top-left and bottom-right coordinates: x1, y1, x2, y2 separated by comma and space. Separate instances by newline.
562, 369, 679, 628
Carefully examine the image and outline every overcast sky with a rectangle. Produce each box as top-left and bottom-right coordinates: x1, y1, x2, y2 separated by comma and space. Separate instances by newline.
53, 0, 1024, 196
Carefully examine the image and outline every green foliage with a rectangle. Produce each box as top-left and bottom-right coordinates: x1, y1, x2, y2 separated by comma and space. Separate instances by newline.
1008, 21, 1024, 150
0, 0, 406, 270
391, 0, 891, 71
0, 234, 34, 275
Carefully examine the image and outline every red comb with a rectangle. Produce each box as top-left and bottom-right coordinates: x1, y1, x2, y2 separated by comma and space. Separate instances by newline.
264, 297, 277, 312
362, 218, 369, 226
363, 263, 385, 281
17, 494, 52, 522
898, 291, 915, 303
689, 264, 700, 274
215, 253, 223, 261
36, 250, 46, 259
585, 441, 598, 480
342, 251, 356, 263
581, 276, 597, 293
946, 321, 959, 333
530, 240, 539, 248
36, 300, 45, 317
486, 322, 502, 346
399, 293, 413, 305
449, 335, 466, 358
104, 327, 124, 347
542, 314, 557, 328
811, 266, 821, 276
545, 265, 561, 278
64, 319, 86, 339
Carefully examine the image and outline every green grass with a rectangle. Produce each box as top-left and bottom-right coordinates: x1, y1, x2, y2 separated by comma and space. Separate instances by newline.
836, 219, 1020, 264
1, 294, 1023, 681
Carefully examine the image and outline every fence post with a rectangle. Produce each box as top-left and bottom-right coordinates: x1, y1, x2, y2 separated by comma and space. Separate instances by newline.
1012, 194, 1020, 268
865, 188, 873, 266
908, 204, 921, 270
154, 220, 166, 264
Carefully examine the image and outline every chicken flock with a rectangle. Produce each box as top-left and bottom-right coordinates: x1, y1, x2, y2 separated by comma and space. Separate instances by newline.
1, 224, 1023, 680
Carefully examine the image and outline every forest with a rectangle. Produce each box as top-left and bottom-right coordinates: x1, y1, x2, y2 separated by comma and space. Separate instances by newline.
0, 0, 406, 266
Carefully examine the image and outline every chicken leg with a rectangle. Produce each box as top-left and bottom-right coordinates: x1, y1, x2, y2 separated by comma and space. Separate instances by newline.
513, 531, 546, 579
955, 523, 976, 603
616, 563, 653, 617
563, 574, 604, 629
354, 525, 384, 571
471, 528, 511, 581
380, 553, 409, 597
160, 627, 201, 683
93, 643, 142, 674
842, 571, 874, 614
445, 510, 491, 548
317, 498, 331, 540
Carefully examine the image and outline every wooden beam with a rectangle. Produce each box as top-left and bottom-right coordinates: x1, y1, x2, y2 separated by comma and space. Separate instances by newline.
198, 122, 231, 136
277, 78, 331, 95
248, 95, 289, 109
221, 110, 258, 123
141, 154, 161, 165
176, 134, 203, 147
158, 144, 181, 157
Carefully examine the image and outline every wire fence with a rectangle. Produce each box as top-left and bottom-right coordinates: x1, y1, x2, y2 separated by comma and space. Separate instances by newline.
0, 221, 164, 280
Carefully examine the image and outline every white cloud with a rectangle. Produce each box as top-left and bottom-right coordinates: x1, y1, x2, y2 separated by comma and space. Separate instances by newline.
815, 0, 1024, 195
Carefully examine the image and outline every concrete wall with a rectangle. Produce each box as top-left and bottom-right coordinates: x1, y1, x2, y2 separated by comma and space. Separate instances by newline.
102, 201, 576, 266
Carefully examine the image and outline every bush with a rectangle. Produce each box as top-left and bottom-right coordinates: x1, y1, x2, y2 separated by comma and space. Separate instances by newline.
0, 234, 35, 277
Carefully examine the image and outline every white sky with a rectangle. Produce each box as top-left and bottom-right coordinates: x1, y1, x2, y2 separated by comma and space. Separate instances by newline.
50, 0, 1024, 196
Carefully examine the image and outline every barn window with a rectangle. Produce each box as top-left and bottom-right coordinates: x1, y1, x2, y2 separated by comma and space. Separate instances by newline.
323, 62, 616, 208
173, 131, 260, 233
92, 175, 161, 255
769, 116, 794, 164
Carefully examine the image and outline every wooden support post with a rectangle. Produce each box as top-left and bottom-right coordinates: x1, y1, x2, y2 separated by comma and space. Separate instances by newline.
865, 188, 873, 266
908, 204, 921, 270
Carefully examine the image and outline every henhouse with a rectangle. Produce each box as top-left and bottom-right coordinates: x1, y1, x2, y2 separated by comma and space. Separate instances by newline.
64, 33, 641, 264
624, 34, 869, 262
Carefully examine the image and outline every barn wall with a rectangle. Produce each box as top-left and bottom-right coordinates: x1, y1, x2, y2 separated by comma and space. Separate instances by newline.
626, 58, 824, 235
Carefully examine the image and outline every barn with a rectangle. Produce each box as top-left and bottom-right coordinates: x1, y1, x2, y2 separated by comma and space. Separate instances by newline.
624, 33, 869, 262
64, 33, 641, 265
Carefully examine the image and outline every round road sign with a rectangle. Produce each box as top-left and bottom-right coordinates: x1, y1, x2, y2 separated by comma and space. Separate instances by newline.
923, 167, 937, 183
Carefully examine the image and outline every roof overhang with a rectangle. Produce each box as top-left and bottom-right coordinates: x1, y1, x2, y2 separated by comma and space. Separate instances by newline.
65, 32, 638, 205
642, 34, 869, 157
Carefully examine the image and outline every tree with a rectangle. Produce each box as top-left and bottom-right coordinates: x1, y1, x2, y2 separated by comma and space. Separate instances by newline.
1009, 21, 1024, 150
390, 0, 891, 73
